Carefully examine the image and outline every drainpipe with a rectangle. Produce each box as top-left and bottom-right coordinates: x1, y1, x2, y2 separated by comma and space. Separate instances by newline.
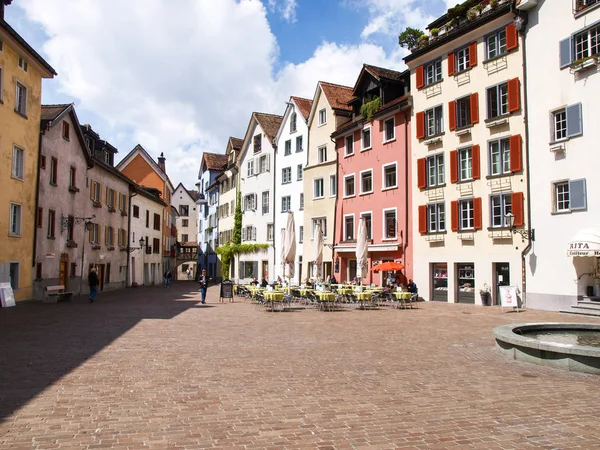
272, 139, 277, 282
33, 126, 44, 274
512, 8, 532, 304
125, 188, 137, 287
402, 102, 411, 274
330, 132, 340, 281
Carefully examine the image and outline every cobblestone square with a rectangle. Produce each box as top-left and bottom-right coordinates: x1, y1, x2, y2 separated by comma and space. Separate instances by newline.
2, 282, 600, 449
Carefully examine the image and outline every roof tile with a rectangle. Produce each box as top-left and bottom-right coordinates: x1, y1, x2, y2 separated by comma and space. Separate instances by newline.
254, 113, 283, 142
320, 82, 354, 111
203, 152, 228, 171
291, 96, 313, 120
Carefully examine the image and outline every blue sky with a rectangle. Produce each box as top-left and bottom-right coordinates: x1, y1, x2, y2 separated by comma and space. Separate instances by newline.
6, 0, 450, 188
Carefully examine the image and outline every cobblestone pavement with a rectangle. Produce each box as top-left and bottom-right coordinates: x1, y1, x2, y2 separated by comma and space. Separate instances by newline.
2, 282, 600, 449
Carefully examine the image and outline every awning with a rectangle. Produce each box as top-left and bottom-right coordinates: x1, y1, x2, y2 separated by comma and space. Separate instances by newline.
567, 228, 600, 257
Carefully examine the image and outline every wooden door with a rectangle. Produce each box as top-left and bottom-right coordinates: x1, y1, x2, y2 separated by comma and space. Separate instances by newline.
97, 264, 105, 290
59, 261, 68, 289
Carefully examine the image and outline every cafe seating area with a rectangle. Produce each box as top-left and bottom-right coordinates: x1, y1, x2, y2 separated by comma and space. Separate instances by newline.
233, 283, 419, 312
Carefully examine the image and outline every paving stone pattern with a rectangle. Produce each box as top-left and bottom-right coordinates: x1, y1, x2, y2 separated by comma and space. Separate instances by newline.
2, 283, 600, 449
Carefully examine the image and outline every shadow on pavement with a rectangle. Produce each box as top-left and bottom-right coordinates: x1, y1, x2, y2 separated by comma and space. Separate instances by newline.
0, 282, 202, 421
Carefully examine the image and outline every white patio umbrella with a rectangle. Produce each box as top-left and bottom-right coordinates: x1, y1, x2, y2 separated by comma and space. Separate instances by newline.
283, 212, 296, 294
355, 216, 368, 285
312, 222, 323, 281
280, 228, 286, 282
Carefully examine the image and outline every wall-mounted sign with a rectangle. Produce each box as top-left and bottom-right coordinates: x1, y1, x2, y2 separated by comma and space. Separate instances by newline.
44, 253, 55, 259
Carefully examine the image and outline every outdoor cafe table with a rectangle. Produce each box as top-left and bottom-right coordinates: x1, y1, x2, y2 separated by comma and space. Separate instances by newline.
393, 291, 413, 308
264, 291, 284, 311
315, 291, 336, 311
297, 288, 314, 297
355, 291, 374, 309
336, 287, 354, 296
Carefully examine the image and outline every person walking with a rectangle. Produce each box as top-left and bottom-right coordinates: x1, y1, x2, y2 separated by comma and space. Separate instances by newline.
163, 269, 172, 288
198, 269, 211, 304
88, 267, 99, 303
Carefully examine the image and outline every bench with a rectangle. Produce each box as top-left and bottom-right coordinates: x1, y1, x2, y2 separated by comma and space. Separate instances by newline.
43, 285, 73, 303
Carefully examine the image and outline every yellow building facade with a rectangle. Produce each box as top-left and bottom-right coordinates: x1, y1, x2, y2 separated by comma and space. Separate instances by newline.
0, 19, 56, 300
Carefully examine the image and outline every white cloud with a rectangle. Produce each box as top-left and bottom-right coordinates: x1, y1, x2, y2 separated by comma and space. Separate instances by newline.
15, 0, 409, 188
267, 0, 298, 23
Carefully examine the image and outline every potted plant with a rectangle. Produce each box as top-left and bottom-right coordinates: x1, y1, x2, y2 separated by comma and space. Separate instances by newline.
489, 0, 499, 9
479, 282, 491, 306
430, 28, 439, 37
466, 7, 478, 21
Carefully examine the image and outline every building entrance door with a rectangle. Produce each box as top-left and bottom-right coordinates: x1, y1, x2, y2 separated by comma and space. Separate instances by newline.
494, 263, 510, 306
59, 260, 68, 289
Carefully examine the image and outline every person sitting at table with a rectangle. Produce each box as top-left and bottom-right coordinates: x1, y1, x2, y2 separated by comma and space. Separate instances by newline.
407, 279, 418, 294
328, 275, 337, 284
304, 278, 313, 288
350, 277, 358, 285
276, 276, 283, 285
250, 277, 259, 286
260, 277, 269, 288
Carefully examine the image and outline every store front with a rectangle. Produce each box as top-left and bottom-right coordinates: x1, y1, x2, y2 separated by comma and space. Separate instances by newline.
568, 228, 600, 298
456, 263, 475, 304
431, 263, 448, 302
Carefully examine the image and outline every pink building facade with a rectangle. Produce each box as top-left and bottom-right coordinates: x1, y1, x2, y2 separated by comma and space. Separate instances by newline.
332, 65, 413, 285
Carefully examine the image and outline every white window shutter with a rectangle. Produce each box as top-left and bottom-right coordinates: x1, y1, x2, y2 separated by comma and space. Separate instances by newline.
569, 178, 587, 211
566, 103, 583, 138
242, 228, 246, 241
266, 154, 270, 172
252, 226, 256, 240
559, 37, 572, 69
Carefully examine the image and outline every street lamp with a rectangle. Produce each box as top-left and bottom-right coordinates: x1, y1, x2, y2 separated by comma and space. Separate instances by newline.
504, 212, 535, 242
80, 217, 95, 295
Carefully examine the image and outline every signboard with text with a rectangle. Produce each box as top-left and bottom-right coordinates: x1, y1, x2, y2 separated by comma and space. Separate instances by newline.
0, 282, 16, 307
499, 286, 519, 309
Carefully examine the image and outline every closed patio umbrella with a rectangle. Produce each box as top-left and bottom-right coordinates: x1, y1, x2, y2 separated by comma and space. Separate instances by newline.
355, 216, 368, 285
283, 212, 296, 293
280, 228, 286, 281
312, 222, 323, 281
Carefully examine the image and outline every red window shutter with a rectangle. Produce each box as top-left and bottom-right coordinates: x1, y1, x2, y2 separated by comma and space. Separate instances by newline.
450, 150, 458, 183
449, 100, 457, 131
470, 92, 479, 125
417, 158, 427, 189
510, 135, 522, 172
448, 52, 456, 76
506, 23, 518, 51
469, 41, 478, 67
508, 78, 521, 113
512, 192, 524, 227
418, 205, 428, 234
451, 200, 459, 231
473, 197, 482, 230
472, 145, 480, 180
416, 65, 425, 89
416, 111, 425, 139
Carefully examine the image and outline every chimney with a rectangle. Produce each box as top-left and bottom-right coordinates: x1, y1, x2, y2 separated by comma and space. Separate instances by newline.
157, 152, 166, 173
1, 1, 12, 20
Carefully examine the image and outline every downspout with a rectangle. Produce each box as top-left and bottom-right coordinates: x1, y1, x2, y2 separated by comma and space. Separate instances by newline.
402, 102, 411, 273
33, 125, 44, 271
272, 139, 277, 281
514, 9, 533, 303
330, 129, 340, 280
125, 188, 137, 287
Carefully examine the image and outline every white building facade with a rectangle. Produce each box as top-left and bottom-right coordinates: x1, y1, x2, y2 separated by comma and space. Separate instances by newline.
518, 0, 600, 311
237, 112, 282, 282
274, 97, 312, 284
171, 182, 199, 279
405, 0, 528, 305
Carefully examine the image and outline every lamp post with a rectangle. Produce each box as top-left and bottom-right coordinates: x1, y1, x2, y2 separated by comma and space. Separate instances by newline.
80, 217, 95, 295
505, 212, 535, 242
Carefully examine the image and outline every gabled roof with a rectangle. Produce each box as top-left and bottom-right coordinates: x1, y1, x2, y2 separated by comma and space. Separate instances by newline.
254, 113, 283, 142
202, 152, 228, 171
291, 96, 313, 120
135, 185, 168, 207
0, 18, 56, 77
117, 144, 174, 192
228, 137, 244, 155
174, 182, 202, 202
307, 81, 354, 126
351, 64, 409, 97
41, 103, 93, 167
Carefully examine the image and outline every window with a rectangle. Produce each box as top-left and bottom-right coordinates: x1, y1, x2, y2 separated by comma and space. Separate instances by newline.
67, 215, 74, 241
490, 194, 512, 227
456, 46, 470, 73
15, 82, 27, 116
317, 145, 327, 163
153, 238, 160, 253
62, 121, 70, 140
12, 146, 24, 180
360, 170, 373, 194
106, 188, 115, 209
262, 191, 269, 215
456, 96, 471, 129
153, 213, 161, 230
427, 154, 445, 187
243, 193, 257, 211
312, 217, 327, 238
318, 108, 326, 125
425, 106, 443, 137
282, 167, 292, 184
104, 151, 111, 165
70, 263, 77, 278
69, 167, 77, 189
9, 203, 21, 236
37, 207, 43, 228
329, 175, 337, 197
383, 163, 397, 189
267, 224, 274, 241
9, 262, 19, 290
133, 205, 140, 218
290, 112, 297, 133
344, 215, 355, 241
313, 178, 324, 199
118, 193, 127, 213
487, 82, 509, 119
179, 205, 189, 216
489, 138, 510, 176
344, 174, 355, 197
361, 212, 372, 239
383, 117, 395, 142
18, 56, 28, 72
428, 203, 446, 233
554, 179, 587, 212
459, 199, 474, 230
299, 193, 304, 210
297, 164, 303, 181
425, 59, 442, 85
90, 223, 99, 244
345, 135, 354, 156
242, 226, 257, 241
552, 104, 583, 142
146, 210, 150, 227
259, 155, 268, 173
50, 157, 58, 185
486, 29, 507, 59
284, 140, 292, 156
384, 209, 397, 239
281, 195, 291, 212
458, 147, 472, 181
574, 24, 600, 61
296, 135, 303, 152
118, 228, 126, 247
253, 134, 262, 153
247, 159, 255, 177
106, 226, 114, 246
181, 234, 189, 242
299, 226, 304, 243
47, 209, 56, 238
362, 126, 371, 150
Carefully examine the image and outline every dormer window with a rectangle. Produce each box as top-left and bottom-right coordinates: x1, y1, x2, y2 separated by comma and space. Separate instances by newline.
104, 152, 111, 165
290, 112, 297, 133
86, 137, 93, 152
253, 134, 262, 153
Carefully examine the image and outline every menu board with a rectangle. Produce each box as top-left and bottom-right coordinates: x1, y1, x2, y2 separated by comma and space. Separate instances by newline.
0, 282, 16, 307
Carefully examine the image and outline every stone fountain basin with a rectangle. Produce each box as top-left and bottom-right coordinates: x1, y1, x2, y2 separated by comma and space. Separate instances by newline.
494, 323, 600, 374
